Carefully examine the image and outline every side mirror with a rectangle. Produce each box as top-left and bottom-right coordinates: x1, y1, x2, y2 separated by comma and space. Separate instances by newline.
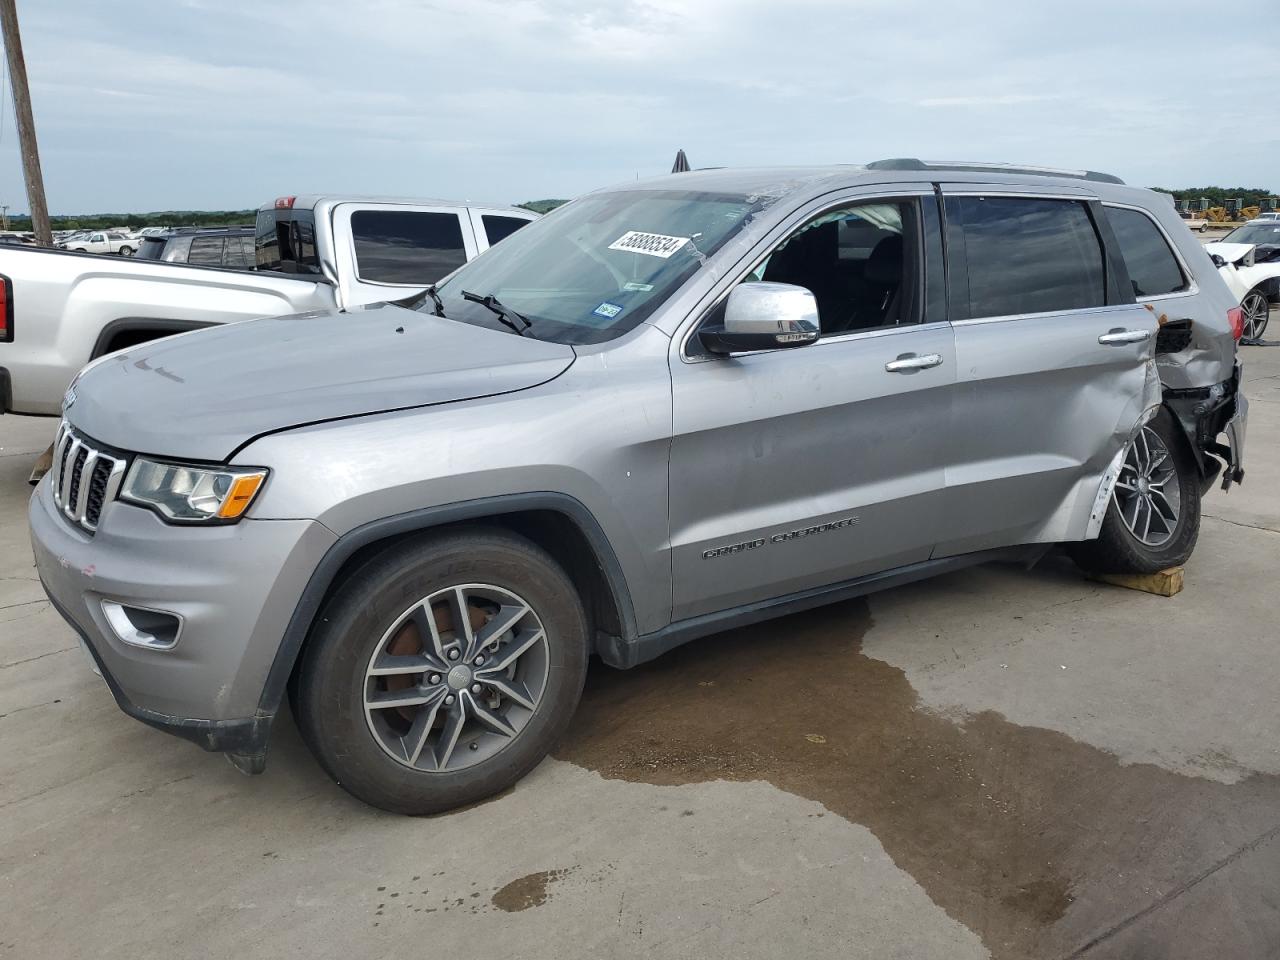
699, 282, 820, 355
1210, 253, 1227, 269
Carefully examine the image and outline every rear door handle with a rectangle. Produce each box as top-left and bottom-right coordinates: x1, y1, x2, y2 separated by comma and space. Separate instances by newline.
1098, 329, 1152, 345
885, 353, 944, 373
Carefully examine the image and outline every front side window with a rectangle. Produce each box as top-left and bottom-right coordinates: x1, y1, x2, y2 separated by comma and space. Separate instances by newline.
1105, 207, 1186, 298
956, 197, 1105, 319
351, 210, 467, 284
433, 189, 770, 344
739, 201, 918, 335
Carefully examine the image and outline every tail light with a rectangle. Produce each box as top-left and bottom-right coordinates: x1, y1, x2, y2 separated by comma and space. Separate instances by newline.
274, 196, 296, 209
0, 274, 11, 343
1227, 305, 1245, 341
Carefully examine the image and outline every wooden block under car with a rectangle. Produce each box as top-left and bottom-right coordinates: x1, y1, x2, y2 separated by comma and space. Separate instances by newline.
1088, 566, 1184, 597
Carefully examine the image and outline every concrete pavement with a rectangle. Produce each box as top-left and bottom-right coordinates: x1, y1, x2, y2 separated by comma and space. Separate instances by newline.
2, 330, 1278, 959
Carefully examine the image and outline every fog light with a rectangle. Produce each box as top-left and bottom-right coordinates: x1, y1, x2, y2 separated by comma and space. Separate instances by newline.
101, 600, 182, 650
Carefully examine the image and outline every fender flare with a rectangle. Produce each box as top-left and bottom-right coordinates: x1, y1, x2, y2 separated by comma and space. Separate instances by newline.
253, 492, 639, 722
90, 317, 219, 360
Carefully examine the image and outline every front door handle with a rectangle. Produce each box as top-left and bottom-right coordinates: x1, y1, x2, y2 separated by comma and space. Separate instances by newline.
885, 353, 944, 373
1098, 329, 1152, 345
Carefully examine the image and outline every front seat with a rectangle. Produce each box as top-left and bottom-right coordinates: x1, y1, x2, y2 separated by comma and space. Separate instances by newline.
844, 235, 904, 331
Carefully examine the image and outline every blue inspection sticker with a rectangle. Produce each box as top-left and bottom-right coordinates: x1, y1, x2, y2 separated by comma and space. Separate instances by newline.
592, 301, 624, 319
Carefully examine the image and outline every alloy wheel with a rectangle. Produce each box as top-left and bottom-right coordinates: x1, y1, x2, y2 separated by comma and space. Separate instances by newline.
1114, 426, 1181, 548
363, 583, 549, 772
1241, 292, 1270, 340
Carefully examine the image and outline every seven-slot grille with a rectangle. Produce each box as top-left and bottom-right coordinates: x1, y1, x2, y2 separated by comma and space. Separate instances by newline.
50, 421, 128, 533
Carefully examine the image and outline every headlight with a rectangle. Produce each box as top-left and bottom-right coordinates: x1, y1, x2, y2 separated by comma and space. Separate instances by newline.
121, 459, 268, 523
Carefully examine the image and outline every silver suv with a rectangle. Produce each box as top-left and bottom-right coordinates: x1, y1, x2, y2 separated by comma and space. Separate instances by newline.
31, 160, 1248, 814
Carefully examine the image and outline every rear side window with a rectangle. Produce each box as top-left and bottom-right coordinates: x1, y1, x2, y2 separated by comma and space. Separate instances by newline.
255, 209, 322, 274
136, 237, 166, 260
956, 197, 1106, 318
351, 210, 467, 284
481, 215, 529, 248
187, 236, 225, 266
1105, 207, 1187, 298
226, 235, 255, 269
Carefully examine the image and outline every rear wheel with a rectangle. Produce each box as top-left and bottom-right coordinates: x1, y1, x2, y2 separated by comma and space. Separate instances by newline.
1069, 408, 1200, 575
294, 529, 589, 815
1240, 288, 1270, 340
118, 246, 134, 256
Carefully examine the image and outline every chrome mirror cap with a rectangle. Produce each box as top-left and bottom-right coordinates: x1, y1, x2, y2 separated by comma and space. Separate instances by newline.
700, 282, 820, 355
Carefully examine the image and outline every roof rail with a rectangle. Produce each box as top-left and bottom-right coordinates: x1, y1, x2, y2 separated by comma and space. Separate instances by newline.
866, 158, 1124, 186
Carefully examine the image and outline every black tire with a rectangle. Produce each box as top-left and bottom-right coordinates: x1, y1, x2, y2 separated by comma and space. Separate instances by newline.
294, 528, 589, 815
119, 246, 134, 256
1069, 408, 1201, 576
1240, 287, 1271, 340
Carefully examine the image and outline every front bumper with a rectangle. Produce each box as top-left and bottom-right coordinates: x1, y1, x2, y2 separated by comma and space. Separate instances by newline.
29, 478, 336, 756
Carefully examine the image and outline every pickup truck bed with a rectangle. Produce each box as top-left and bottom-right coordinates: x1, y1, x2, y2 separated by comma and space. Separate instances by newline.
0, 246, 332, 415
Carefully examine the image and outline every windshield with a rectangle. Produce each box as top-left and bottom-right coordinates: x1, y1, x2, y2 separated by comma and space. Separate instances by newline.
432, 189, 769, 344
1222, 223, 1280, 245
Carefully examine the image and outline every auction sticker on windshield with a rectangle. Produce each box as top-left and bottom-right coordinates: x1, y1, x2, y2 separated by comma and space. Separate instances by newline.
608, 231, 689, 258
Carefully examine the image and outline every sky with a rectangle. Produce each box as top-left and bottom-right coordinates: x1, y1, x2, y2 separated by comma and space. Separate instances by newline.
1, 0, 1277, 214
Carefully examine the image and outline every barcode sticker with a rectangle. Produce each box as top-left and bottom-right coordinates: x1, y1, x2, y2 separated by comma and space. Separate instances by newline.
608, 231, 689, 259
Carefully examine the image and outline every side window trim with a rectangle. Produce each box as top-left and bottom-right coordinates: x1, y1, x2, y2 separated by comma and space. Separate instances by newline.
1085, 199, 1135, 307
1101, 202, 1197, 301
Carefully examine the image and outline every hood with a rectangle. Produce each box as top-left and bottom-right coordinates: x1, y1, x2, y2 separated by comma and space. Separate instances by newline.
1203, 241, 1254, 266
66, 304, 575, 461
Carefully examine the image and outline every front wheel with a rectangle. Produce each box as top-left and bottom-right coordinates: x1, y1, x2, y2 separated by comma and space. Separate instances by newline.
294, 529, 589, 815
1240, 287, 1270, 340
1069, 409, 1200, 575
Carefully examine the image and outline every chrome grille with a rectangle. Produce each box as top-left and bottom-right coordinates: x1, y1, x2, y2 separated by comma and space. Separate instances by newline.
49, 421, 127, 533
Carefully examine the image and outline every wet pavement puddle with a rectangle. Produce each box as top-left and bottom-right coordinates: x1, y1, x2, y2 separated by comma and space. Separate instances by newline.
555, 599, 1280, 958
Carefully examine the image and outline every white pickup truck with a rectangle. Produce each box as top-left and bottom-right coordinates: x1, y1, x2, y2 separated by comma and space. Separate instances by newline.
59, 231, 137, 256
0, 196, 536, 415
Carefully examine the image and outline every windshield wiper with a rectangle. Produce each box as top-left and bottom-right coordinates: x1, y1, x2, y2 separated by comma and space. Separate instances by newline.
461, 290, 532, 336
393, 283, 445, 317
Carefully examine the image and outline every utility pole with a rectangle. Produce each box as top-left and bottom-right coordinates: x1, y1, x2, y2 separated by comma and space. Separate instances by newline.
1, 204, 8, 231
0, 0, 50, 246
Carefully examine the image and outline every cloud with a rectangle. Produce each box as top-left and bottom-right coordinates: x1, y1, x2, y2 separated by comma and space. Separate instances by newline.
0, 0, 1274, 213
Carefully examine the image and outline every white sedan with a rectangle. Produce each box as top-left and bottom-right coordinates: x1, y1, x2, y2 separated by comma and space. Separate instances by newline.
1206, 221, 1280, 340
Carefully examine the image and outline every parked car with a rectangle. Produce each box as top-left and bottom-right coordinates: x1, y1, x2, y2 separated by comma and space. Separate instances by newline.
28, 161, 1247, 815
135, 227, 256, 269
58, 231, 136, 256
1205, 221, 1280, 339
1251, 212, 1280, 223
0, 196, 536, 415
1179, 212, 1210, 232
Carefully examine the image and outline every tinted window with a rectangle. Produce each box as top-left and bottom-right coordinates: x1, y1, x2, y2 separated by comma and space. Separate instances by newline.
226, 235, 255, 269
161, 236, 193, 263
1106, 207, 1186, 298
136, 236, 167, 260
187, 236, 225, 266
352, 210, 467, 284
255, 208, 322, 274
481, 215, 529, 247
957, 197, 1105, 318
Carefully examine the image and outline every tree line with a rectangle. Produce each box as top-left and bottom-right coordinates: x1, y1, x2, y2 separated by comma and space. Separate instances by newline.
1150, 186, 1277, 206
